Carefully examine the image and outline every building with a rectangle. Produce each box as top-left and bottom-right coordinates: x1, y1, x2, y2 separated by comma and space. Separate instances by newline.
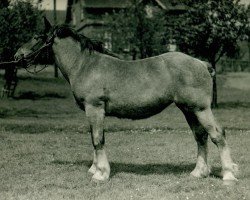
71, 0, 186, 51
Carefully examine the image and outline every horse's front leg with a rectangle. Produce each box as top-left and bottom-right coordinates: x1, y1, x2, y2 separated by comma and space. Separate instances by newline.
85, 103, 110, 182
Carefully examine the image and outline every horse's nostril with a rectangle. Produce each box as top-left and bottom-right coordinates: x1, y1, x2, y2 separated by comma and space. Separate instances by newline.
14, 53, 24, 60
14, 54, 19, 60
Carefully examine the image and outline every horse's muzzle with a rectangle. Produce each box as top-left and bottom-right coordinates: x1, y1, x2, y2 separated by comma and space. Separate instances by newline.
14, 53, 23, 61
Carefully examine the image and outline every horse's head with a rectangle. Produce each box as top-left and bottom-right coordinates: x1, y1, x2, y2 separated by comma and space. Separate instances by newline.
15, 17, 117, 64
14, 17, 55, 64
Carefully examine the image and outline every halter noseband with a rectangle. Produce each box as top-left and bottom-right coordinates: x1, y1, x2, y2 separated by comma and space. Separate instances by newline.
16, 32, 56, 74
0, 30, 57, 72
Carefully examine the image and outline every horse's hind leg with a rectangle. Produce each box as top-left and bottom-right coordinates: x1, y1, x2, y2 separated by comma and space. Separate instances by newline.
194, 108, 238, 183
178, 106, 210, 178
85, 103, 110, 182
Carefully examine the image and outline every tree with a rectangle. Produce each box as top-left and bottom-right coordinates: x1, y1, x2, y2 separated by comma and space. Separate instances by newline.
105, 0, 167, 59
174, 0, 250, 108
65, 0, 74, 24
0, 0, 43, 97
0, 0, 9, 9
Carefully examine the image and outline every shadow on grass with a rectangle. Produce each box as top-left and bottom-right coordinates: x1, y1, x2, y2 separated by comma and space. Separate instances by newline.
110, 162, 195, 177
217, 102, 250, 109
18, 75, 66, 83
51, 159, 195, 176
0, 123, 88, 134
210, 166, 222, 179
14, 91, 66, 100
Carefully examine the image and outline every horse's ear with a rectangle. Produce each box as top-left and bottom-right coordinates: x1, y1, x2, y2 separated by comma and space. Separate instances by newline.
43, 17, 52, 32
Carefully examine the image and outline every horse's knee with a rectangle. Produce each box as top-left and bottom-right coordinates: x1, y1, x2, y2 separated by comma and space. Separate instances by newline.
92, 134, 105, 149
210, 127, 226, 146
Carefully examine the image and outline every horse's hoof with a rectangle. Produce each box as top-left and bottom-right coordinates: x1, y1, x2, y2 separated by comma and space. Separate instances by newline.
232, 163, 239, 177
190, 167, 210, 178
223, 170, 238, 185
91, 171, 109, 183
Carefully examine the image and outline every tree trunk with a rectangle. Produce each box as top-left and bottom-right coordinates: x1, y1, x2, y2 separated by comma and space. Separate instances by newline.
132, 48, 137, 60
211, 61, 218, 108
54, 63, 59, 78
53, 0, 58, 78
65, 0, 74, 24
1, 66, 18, 98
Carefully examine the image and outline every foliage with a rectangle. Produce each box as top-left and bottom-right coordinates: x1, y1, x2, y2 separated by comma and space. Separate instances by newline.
0, 0, 9, 9
175, 0, 249, 66
173, 0, 250, 107
0, 0, 43, 61
105, 0, 167, 59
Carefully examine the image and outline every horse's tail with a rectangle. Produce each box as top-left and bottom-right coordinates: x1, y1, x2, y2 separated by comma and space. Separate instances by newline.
203, 61, 215, 77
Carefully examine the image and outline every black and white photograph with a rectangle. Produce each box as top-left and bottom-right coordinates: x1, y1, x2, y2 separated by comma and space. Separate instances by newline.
0, 0, 250, 199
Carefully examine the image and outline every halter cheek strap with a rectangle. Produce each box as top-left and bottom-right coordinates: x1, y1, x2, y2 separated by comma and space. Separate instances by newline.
0, 33, 55, 70
46, 34, 55, 45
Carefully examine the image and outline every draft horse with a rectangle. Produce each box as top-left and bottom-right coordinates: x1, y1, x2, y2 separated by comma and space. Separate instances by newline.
15, 18, 238, 184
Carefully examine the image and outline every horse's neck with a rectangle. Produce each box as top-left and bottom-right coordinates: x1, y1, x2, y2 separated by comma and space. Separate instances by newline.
52, 37, 83, 81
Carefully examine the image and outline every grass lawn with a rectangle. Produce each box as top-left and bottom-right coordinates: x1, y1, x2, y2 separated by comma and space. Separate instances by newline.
0, 70, 250, 200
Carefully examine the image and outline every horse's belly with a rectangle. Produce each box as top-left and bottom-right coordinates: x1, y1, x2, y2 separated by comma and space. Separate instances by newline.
105, 98, 172, 119
104, 78, 174, 119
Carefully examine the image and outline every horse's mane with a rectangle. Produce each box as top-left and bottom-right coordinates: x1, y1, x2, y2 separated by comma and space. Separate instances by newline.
54, 25, 119, 58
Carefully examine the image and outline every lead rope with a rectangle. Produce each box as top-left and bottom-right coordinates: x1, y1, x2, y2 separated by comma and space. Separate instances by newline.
24, 52, 48, 74
24, 64, 48, 74
0, 40, 53, 74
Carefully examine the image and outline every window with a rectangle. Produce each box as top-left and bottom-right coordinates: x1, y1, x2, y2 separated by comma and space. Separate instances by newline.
104, 32, 112, 50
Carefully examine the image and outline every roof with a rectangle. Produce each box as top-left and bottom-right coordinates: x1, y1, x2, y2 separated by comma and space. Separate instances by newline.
83, 0, 132, 8
83, 0, 186, 10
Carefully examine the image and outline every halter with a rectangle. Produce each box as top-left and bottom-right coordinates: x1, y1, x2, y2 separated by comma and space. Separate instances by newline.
0, 33, 55, 74
22, 33, 55, 74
